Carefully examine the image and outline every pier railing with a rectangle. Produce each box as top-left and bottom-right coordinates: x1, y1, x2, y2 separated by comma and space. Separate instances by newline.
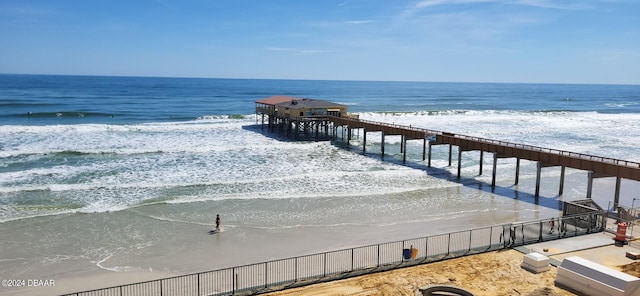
352, 116, 640, 169
444, 133, 640, 169
328, 115, 640, 177
63, 211, 605, 296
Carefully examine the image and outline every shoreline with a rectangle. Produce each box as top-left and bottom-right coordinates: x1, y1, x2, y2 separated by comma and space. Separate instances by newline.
0, 205, 558, 295
14, 230, 637, 296
2, 153, 638, 295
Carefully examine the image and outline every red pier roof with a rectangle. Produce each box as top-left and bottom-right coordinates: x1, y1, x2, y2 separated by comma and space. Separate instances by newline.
255, 96, 301, 106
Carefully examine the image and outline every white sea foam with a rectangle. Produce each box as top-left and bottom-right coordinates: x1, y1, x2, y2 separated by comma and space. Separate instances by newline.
0, 209, 79, 223
2, 111, 640, 221
359, 111, 640, 160
95, 254, 140, 272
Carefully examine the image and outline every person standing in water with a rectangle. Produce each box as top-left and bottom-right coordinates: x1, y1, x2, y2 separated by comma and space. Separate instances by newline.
215, 214, 221, 231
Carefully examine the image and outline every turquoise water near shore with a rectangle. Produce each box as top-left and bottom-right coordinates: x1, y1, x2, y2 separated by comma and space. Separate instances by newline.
1, 75, 639, 293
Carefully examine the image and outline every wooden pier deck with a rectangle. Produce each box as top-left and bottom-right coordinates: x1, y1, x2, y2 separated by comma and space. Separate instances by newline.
255, 98, 640, 206
328, 115, 640, 206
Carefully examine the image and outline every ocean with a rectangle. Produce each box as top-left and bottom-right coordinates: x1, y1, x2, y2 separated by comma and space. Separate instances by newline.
1, 74, 640, 292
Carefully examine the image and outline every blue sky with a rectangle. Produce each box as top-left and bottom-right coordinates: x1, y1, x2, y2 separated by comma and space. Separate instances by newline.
1, 0, 638, 84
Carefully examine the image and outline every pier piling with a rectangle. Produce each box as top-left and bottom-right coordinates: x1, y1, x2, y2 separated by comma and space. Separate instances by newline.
256, 96, 640, 206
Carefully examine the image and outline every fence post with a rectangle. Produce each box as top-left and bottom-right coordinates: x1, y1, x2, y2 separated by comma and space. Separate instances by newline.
425, 236, 429, 259
197, 273, 200, 295
351, 248, 354, 271
323, 252, 327, 277
159, 279, 163, 296
489, 227, 493, 250
377, 244, 380, 267
468, 230, 472, 252
232, 267, 236, 294
539, 221, 543, 242
264, 263, 268, 289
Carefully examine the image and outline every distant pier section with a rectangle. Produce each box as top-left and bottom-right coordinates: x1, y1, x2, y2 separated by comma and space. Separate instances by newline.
255, 96, 640, 206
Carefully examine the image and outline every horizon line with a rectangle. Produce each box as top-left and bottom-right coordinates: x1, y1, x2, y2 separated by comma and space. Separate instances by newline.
1, 72, 638, 87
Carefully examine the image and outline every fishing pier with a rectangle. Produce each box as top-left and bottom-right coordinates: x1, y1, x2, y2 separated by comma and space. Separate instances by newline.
62, 95, 639, 296
255, 96, 640, 206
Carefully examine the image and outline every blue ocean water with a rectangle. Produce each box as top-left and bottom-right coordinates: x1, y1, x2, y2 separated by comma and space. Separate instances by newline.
2, 74, 639, 126
2, 74, 640, 283
1, 74, 640, 219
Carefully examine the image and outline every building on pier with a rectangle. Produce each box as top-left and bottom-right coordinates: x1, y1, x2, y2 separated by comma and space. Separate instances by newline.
255, 96, 349, 119
255, 96, 351, 140
276, 98, 347, 118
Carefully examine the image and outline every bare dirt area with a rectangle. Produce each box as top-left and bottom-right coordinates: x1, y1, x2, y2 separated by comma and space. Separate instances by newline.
264, 249, 575, 296
619, 261, 640, 277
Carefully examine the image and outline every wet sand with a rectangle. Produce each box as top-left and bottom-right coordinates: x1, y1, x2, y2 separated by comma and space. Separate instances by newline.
1, 169, 638, 295
0, 197, 555, 295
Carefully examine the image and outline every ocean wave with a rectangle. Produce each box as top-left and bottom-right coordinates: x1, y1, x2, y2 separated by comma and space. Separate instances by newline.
604, 102, 639, 108
0, 102, 59, 108
356, 109, 581, 117
196, 114, 251, 120
130, 212, 214, 226
531, 109, 576, 113
96, 254, 141, 272
164, 183, 460, 205
2, 181, 180, 193
0, 169, 457, 219
335, 101, 359, 106
51, 150, 118, 157
1, 111, 257, 125
2, 107, 639, 225
77, 203, 130, 214
0, 149, 164, 159
5, 111, 116, 119
0, 208, 79, 224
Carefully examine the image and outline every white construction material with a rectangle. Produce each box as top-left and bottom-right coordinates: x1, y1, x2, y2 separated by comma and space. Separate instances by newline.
555, 256, 640, 296
521, 252, 550, 273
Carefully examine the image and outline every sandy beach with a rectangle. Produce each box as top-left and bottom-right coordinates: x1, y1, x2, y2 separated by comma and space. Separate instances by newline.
263, 249, 571, 296
5, 215, 637, 296
7, 239, 640, 296
263, 244, 640, 296
1, 178, 637, 295
0, 181, 568, 296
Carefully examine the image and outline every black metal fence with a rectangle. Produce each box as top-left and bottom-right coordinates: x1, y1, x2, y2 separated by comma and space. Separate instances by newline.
63, 211, 606, 296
